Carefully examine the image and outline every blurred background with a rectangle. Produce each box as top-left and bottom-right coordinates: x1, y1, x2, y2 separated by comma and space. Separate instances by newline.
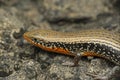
0, 0, 120, 80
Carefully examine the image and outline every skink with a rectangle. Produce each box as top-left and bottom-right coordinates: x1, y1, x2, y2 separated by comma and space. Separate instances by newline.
23, 29, 120, 66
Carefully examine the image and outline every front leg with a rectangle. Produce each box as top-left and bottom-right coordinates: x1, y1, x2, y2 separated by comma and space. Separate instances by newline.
62, 52, 83, 67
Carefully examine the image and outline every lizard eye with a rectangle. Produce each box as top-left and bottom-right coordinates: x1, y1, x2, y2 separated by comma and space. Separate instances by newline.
32, 38, 44, 44
31, 38, 40, 43
31, 38, 37, 42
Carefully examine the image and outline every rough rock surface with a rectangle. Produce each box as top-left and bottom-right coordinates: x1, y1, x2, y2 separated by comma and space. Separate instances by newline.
0, 0, 120, 80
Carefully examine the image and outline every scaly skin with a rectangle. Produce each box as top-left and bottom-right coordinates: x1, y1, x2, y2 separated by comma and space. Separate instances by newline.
23, 29, 120, 80
23, 29, 120, 65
